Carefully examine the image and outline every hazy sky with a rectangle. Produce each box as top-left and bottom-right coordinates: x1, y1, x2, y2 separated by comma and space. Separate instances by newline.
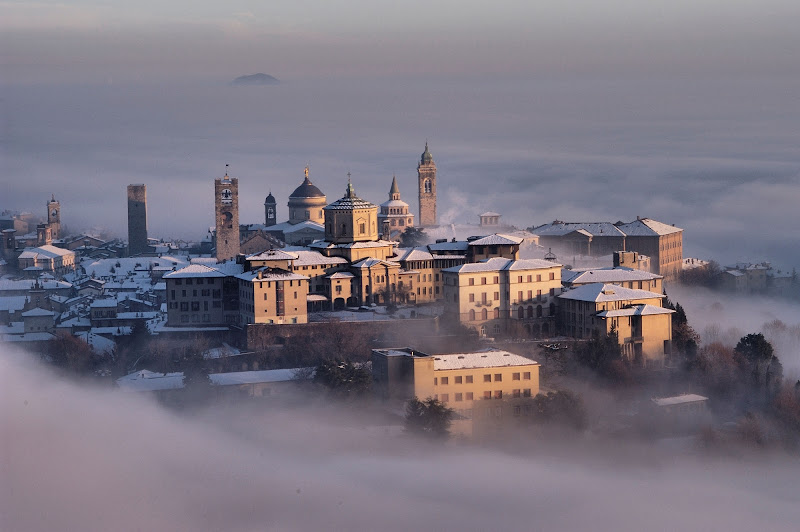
2, 1, 800, 268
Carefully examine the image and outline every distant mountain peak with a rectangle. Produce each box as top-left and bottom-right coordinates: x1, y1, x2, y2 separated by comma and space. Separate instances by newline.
232, 73, 280, 86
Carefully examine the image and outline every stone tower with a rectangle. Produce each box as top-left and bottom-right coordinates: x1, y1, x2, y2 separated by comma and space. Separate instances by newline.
417, 142, 437, 227
264, 192, 277, 227
127, 184, 149, 256
214, 169, 240, 261
47, 194, 61, 239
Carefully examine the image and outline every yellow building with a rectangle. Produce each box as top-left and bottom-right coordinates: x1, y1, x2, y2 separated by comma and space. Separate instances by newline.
558, 283, 674, 367
371, 347, 541, 438
561, 266, 664, 293
442, 257, 563, 337
17, 245, 76, 275
236, 267, 310, 325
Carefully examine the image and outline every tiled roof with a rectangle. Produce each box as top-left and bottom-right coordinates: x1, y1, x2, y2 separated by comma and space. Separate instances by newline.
617, 218, 682, 236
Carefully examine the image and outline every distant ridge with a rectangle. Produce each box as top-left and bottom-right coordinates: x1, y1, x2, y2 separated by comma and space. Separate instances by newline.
232, 73, 280, 86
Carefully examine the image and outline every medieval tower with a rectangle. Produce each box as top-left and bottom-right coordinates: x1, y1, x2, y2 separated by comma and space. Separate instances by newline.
214, 169, 240, 261
47, 194, 61, 239
417, 142, 437, 226
127, 184, 149, 256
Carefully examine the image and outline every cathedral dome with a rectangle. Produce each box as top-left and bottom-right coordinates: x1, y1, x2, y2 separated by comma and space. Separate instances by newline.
290, 176, 324, 199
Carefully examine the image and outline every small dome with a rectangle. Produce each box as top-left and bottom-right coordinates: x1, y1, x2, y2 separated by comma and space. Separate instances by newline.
421, 142, 433, 164
264, 192, 276, 204
290, 176, 325, 199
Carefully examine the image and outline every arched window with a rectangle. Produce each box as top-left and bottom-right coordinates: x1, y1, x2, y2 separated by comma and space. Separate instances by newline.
494, 308, 500, 319
536, 305, 543, 318
549, 303, 556, 316
527, 306, 533, 318
481, 308, 488, 320
469, 309, 476, 321
424, 179, 432, 193
518, 307, 524, 319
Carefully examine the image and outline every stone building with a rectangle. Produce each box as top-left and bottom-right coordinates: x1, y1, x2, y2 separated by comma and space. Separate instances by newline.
47, 195, 61, 240
558, 283, 674, 367
127, 184, 149, 256
378, 176, 414, 240
371, 347, 541, 438
442, 257, 562, 338
323, 178, 380, 246
417, 142, 437, 227
236, 267, 309, 325
264, 192, 277, 227
214, 171, 240, 261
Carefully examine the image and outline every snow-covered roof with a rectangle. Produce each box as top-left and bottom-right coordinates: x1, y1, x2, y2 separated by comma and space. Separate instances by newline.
21, 307, 55, 317
209, 367, 313, 386
558, 283, 665, 303
236, 267, 308, 282
467, 234, 523, 246
202, 343, 242, 360
90, 299, 118, 308
532, 222, 625, 237
288, 250, 347, 266
0, 279, 72, 292
480, 211, 501, 217
617, 218, 682, 237
596, 304, 674, 318
74, 331, 116, 355
427, 241, 469, 252
652, 394, 708, 407
18, 245, 75, 259
164, 264, 229, 279
433, 350, 538, 370
328, 272, 354, 279
2, 332, 56, 342
380, 199, 410, 208
117, 370, 184, 392
562, 267, 662, 285
442, 257, 560, 274
0, 296, 27, 313
351, 258, 399, 269
395, 247, 435, 262
247, 249, 296, 261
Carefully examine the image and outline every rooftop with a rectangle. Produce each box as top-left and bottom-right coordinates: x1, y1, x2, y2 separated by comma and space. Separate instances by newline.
558, 283, 665, 302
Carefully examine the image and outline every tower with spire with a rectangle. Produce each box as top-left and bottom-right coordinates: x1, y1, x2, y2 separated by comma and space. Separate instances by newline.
378, 175, 414, 240
417, 142, 437, 226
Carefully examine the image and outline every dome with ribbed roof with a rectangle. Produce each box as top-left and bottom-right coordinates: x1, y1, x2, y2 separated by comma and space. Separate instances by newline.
290, 176, 325, 199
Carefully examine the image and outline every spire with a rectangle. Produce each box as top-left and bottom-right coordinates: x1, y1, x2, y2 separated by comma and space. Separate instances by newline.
389, 175, 400, 200
421, 141, 433, 164
223, 163, 231, 181
345, 172, 356, 198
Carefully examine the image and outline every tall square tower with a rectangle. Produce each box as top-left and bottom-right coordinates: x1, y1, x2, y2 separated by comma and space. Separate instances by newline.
215, 171, 240, 261
127, 184, 148, 256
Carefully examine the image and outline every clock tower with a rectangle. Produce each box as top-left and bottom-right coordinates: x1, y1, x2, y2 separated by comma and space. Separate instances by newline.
215, 168, 240, 261
47, 194, 61, 239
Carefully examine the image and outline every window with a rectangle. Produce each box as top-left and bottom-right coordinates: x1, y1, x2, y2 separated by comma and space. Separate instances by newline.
186, 279, 193, 285
469, 278, 474, 286
512, 372, 520, 380
465, 375, 473, 384
527, 275, 532, 282
494, 276, 499, 284
455, 376, 463, 384
481, 277, 487, 285
483, 374, 491, 382
494, 390, 503, 399
483, 391, 492, 400
466, 392, 474, 400
494, 292, 499, 300
549, 272, 555, 280
536, 274, 541, 282
494, 308, 500, 319
175, 279, 182, 285
523, 372, 531, 380
180, 302, 189, 311
513, 406, 521, 417
455, 393, 463, 402
513, 389, 521, 398
518, 291, 523, 302
494, 374, 502, 382
469, 309, 476, 321
359, 223, 366, 234
440, 376, 449, 385
196, 278, 204, 285
518, 276, 523, 283
523, 388, 532, 397
440, 394, 449, 402
434, 377, 438, 385
550, 288, 555, 297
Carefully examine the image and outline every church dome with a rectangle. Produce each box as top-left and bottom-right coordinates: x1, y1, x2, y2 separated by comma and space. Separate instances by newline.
421, 142, 433, 164
290, 176, 325, 199
264, 192, 276, 204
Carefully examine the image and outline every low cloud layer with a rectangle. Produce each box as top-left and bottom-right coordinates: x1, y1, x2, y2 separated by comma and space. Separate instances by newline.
3, 351, 800, 531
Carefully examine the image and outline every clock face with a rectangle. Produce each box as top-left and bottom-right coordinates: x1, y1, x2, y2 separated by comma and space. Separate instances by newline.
220, 188, 233, 204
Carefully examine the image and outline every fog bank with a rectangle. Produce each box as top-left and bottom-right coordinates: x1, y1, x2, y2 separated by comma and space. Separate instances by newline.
3, 350, 800, 531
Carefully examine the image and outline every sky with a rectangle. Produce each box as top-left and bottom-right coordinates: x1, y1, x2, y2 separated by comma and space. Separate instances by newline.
2, 1, 800, 268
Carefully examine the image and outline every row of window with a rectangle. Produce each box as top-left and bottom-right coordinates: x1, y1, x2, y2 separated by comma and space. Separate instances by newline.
173, 278, 216, 286
435, 372, 531, 386
436, 388, 533, 403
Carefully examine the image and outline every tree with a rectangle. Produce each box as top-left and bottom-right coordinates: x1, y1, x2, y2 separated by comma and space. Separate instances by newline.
577, 326, 628, 382
734, 333, 779, 392
45, 332, 96, 374
398, 227, 428, 248
663, 296, 699, 363
404, 397, 454, 439
313, 359, 372, 398
532, 390, 588, 430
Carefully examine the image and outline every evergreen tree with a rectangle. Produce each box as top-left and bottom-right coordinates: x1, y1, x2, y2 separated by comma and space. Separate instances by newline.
404, 397, 454, 439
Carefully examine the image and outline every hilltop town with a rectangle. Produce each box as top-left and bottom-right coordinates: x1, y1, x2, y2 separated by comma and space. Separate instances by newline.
2, 143, 798, 441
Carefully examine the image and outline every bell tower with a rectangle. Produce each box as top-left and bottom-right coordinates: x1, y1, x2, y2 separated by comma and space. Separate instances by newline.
47, 194, 61, 239
417, 142, 437, 226
264, 192, 277, 227
215, 166, 240, 261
